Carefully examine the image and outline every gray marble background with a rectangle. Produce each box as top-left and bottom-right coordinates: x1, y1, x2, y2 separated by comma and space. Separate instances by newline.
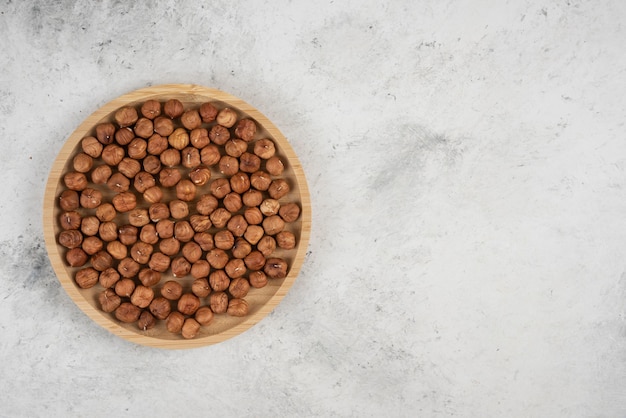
1, 0, 626, 416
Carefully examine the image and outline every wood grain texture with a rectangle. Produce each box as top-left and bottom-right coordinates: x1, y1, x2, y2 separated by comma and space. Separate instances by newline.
43, 84, 311, 349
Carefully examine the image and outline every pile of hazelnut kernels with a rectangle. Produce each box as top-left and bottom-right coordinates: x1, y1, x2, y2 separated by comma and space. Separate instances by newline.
56, 98, 301, 339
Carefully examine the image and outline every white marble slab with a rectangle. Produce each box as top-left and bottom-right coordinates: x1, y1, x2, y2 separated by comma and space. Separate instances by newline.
1, 0, 625, 416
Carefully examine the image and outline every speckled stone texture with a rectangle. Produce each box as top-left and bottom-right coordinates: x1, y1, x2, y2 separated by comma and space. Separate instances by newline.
1, 0, 626, 416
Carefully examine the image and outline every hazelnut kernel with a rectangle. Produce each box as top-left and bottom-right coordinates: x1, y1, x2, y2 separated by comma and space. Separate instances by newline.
207, 248, 229, 269
168, 128, 190, 150
209, 208, 231, 229
223, 192, 243, 213
235, 119, 257, 142
149, 252, 171, 273
268, 179, 291, 200
153, 116, 174, 137
257, 235, 277, 257
176, 179, 197, 201
149, 297, 172, 320
59, 211, 81, 230
95, 123, 115, 145
225, 258, 246, 279
200, 144, 221, 166
141, 100, 161, 119
127, 138, 148, 160
148, 202, 170, 222
191, 260, 210, 279
99, 288, 121, 313
249, 271, 268, 288
95, 203, 116, 222
181, 147, 201, 168
181, 109, 202, 130
134, 171, 156, 193
91, 165, 112, 184
276, 231, 297, 249
164, 99, 184, 119
139, 224, 159, 245
106, 240, 127, 260
114, 106, 138, 127
214, 230, 235, 250
279, 202, 301, 222
239, 152, 261, 173
112, 192, 137, 212
227, 298, 249, 317
130, 285, 154, 309
133, 118, 154, 139
81, 216, 100, 236
193, 232, 214, 251
117, 257, 140, 278
91, 250, 113, 272
262, 215, 285, 236
209, 124, 230, 145
189, 214, 211, 232
253, 138, 276, 159
209, 178, 231, 199
174, 220, 194, 242
191, 278, 211, 298
156, 219, 175, 239
181, 318, 201, 339
98, 222, 118, 242
161, 280, 183, 301
189, 165, 211, 186
58, 229, 83, 249
231, 237, 252, 259
160, 148, 181, 167
264, 257, 288, 279
143, 155, 162, 174
138, 268, 161, 287
147, 133, 168, 155
73, 152, 93, 173
195, 306, 214, 325
190, 128, 210, 149
138, 311, 156, 331
260, 199, 280, 216
75, 267, 99, 289
177, 293, 200, 316
66, 247, 88, 267
218, 155, 239, 177
101, 144, 125, 166
265, 156, 285, 176
130, 241, 153, 264
243, 250, 266, 271
227, 215, 248, 237
115, 302, 141, 323
128, 208, 150, 227
171, 256, 191, 278
118, 224, 138, 246
115, 127, 135, 146
230, 171, 250, 194
82, 136, 103, 158
166, 311, 185, 334
242, 190, 264, 208
209, 291, 229, 314
169, 199, 189, 219
182, 241, 202, 263
250, 171, 271, 191
64, 172, 88, 191
159, 237, 181, 256
99, 267, 120, 288
243, 225, 264, 245
199, 102, 218, 123
196, 194, 218, 215
143, 186, 164, 204
225, 138, 248, 158
229, 277, 250, 299
107, 172, 130, 193
244, 207, 264, 225
216, 108, 237, 128
159, 167, 181, 188
59, 190, 79, 211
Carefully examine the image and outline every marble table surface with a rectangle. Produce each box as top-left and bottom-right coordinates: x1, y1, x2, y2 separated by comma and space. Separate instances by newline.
1, 1, 625, 416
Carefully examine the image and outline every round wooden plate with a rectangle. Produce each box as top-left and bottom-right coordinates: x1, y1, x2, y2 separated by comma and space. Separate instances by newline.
43, 84, 311, 349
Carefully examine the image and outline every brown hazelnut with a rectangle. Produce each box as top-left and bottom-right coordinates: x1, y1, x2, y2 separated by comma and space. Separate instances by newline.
181, 109, 202, 130
243, 225, 264, 245
222, 193, 242, 213
143, 186, 164, 204
160, 148, 181, 167
59, 211, 81, 230
138, 268, 161, 287
193, 197, 217, 218
166, 311, 185, 333
181, 147, 201, 168
218, 155, 239, 177
264, 257, 288, 279
235, 119, 257, 142
256, 235, 277, 257
107, 172, 130, 193
209, 208, 231, 229
161, 280, 183, 301
198, 102, 217, 122
164, 99, 184, 119
130, 285, 154, 308
231, 237, 252, 259
195, 306, 214, 325
209, 178, 231, 199
82, 136, 103, 158
99, 288, 121, 313
91, 250, 113, 271
98, 222, 118, 242
189, 214, 211, 232
209, 124, 230, 145
229, 277, 250, 299
147, 133, 168, 155
141, 100, 161, 119
242, 190, 263, 208
191, 260, 210, 279
227, 215, 248, 237
260, 199, 280, 216
95, 203, 117, 222
265, 156, 285, 176
182, 241, 202, 263
207, 248, 229, 269
230, 171, 250, 194
168, 128, 189, 150
244, 207, 264, 225
209, 291, 229, 314
227, 298, 249, 317
209, 270, 230, 292
216, 108, 237, 128
200, 144, 221, 166
191, 278, 211, 298
268, 179, 291, 200
174, 221, 194, 242
118, 224, 138, 246
130, 241, 153, 264
112, 191, 137, 212
91, 165, 112, 185
115, 127, 135, 146
176, 179, 197, 201
139, 224, 159, 245
225, 258, 246, 279
117, 257, 140, 278
149, 297, 171, 320
81, 216, 100, 236
66, 247, 88, 267
148, 202, 170, 222
73, 152, 93, 173
214, 230, 235, 250
75, 267, 99, 289
159, 167, 181, 188
138, 311, 156, 331
64, 172, 88, 191
149, 251, 170, 273
225, 138, 248, 157
249, 271, 268, 288
253, 138, 276, 159
160, 237, 181, 256
276, 231, 297, 249
243, 248, 266, 271
99, 267, 120, 288
134, 171, 156, 193
58, 229, 83, 249
189, 165, 211, 187
190, 128, 210, 149
169, 199, 189, 219
178, 293, 200, 315
156, 219, 175, 239
114, 106, 138, 127
143, 155, 162, 175
127, 138, 148, 159
115, 302, 141, 323
133, 118, 154, 139
239, 152, 261, 174
153, 116, 174, 137
250, 171, 272, 191
101, 144, 125, 166
59, 190, 80, 211
83, 236, 104, 256
279, 202, 301, 222
193, 232, 214, 251
181, 318, 201, 339
106, 240, 127, 260
79, 188, 102, 209
263, 215, 285, 235
95, 123, 116, 145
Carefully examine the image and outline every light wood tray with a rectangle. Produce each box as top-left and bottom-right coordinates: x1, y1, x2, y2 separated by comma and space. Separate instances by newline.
43, 84, 311, 349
